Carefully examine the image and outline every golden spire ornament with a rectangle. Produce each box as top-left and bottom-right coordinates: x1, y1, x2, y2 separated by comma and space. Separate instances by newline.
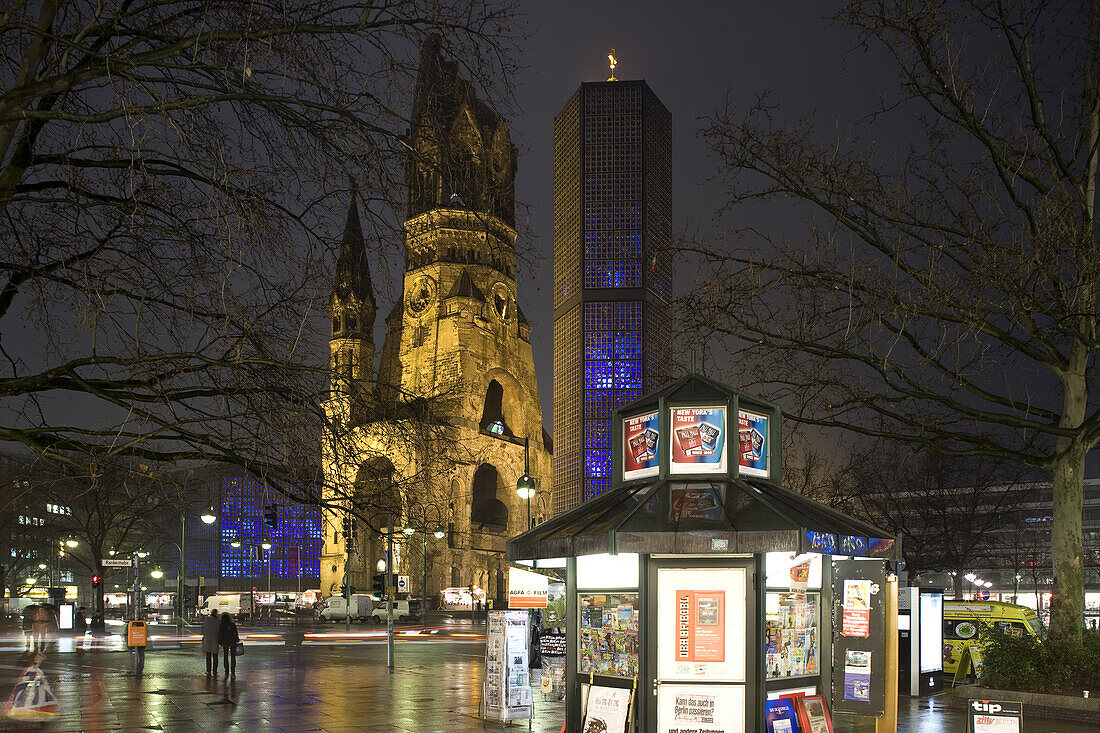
607, 49, 617, 81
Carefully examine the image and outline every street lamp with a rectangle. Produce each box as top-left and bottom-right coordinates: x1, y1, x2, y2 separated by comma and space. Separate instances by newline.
200, 506, 216, 525
516, 437, 536, 530
65, 537, 78, 549
150, 567, 164, 579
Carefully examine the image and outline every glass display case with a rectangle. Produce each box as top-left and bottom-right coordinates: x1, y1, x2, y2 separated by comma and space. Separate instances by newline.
765, 592, 820, 679
577, 591, 639, 678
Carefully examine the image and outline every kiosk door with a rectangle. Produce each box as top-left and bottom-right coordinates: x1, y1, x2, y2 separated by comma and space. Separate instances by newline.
647, 558, 757, 733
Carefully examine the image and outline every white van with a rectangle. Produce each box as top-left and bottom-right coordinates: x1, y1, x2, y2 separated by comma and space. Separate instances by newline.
371, 599, 421, 623
203, 593, 253, 619
320, 594, 374, 622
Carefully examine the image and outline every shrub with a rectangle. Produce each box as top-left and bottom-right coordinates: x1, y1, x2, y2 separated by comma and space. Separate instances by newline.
980, 628, 1100, 694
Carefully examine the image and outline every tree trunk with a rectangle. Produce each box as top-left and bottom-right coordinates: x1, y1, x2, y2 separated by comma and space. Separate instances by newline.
952, 572, 963, 600
1051, 447, 1085, 644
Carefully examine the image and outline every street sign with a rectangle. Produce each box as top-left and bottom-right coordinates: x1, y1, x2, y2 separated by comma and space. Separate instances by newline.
101, 558, 132, 567
969, 700, 1021, 733
397, 575, 409, 593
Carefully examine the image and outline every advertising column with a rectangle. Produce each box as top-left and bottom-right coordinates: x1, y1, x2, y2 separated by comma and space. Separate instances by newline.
830, 559, 887, 716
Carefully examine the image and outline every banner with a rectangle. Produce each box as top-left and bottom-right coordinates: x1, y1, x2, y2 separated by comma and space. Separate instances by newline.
670, 406, 728, 474
737, 410, 769, 477
623, 410, 660, 481
507, 567, 548, 609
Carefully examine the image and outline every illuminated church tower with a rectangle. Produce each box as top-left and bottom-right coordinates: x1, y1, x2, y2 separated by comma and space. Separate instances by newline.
321, 37, 552, 604
552, 63, 673, 513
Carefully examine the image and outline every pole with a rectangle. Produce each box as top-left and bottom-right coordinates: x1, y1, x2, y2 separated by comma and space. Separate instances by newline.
297, 546, 302, 596
179, 515, 186, 634
525, 437, 531, 530
249, 546, 255, 625
875, 573, 900, 733
386, 477, 395, 672
421, 532, 427, 627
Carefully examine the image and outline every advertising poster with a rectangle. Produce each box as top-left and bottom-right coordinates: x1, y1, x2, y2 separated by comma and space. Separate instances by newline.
842, 650, 871, 702
969, 700, 1022, 733
670, 407, 728, 474
737, 410, 769, 477
669, 486, 723, 522
841, 580, 871, 638
657, 684, 745, 733
507, 566, 548, 609
623, 410, 661, 481
658, 568, 746, 682
582, 685, 632, 733
675, 590, 726, 663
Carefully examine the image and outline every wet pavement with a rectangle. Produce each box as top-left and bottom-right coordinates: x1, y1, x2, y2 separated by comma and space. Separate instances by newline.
0, 626, 1094, 732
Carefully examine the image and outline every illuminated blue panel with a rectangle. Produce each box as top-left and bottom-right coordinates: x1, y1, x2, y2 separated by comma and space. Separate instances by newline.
583, 478, 610, 501
585, 450, 610, 478
586, 420, 611, 449
585, 390, 615, 419
586, 333, 612, 360
220, 477, 321, 581
613, 360, 642, 389
584, 360, 614, 389
613, 332, 641, 359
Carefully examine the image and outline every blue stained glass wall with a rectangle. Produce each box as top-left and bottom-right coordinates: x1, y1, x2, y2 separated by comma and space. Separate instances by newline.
220, 477, 321, 585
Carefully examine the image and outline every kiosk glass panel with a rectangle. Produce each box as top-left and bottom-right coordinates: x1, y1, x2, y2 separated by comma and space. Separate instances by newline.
578, 591, 639, 677
765, 591, 820, 679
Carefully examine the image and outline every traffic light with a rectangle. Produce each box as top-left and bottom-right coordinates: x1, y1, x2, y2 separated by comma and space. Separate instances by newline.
91, 574, 101, 587
263, 504, 278, 531
341, 516, 351, 539
372, 573, 385, 593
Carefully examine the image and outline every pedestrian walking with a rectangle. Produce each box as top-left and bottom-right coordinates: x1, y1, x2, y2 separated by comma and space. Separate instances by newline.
21, 604, 35, 654
218, 612, 240, 677
74, 607, 88, 635
201, 609, 219, 675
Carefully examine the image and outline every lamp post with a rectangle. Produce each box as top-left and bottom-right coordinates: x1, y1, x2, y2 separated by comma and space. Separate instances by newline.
177, 506, 217, 632
516, 437, 536, 530
131, 549, 148, 621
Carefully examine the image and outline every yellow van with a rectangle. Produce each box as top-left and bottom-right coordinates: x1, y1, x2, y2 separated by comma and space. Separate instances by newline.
942, 600, 1041, 676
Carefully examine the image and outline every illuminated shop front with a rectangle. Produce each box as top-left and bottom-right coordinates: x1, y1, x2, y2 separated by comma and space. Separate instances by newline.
509, 373, 900, 733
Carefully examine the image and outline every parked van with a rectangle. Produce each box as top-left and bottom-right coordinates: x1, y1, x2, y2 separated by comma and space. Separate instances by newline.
943, 600, 1041, 675
371, 599, 421, 623
203, 593, 253, 619
320, 594, 375, 622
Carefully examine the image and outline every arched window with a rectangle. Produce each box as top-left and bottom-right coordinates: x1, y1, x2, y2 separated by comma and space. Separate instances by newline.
480, 380, 511, 436
332, 315, 341, 335
471, 464, 508, 530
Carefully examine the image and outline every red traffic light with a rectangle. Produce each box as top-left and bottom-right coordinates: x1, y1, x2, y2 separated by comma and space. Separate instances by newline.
91, 574, 101, 585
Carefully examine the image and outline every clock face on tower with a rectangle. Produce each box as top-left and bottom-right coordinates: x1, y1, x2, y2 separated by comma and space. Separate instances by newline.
490, 282, 516, 323
405, 276, 436, 317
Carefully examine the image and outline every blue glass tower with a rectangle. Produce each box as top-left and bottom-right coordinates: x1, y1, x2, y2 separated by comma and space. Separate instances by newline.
553, 80, 672, 513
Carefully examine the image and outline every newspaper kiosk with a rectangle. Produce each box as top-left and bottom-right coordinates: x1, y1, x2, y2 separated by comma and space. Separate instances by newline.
507, 373, 900, 733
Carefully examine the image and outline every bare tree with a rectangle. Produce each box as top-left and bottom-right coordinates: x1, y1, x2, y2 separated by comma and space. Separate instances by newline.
686, 1, 1099, 643
0, 2, 520, 500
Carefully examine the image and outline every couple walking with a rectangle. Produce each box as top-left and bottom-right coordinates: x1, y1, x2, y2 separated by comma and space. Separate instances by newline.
201, 609, 241, 676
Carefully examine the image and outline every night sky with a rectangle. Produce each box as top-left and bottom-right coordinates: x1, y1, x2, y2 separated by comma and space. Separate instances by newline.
507, 2, 899, 430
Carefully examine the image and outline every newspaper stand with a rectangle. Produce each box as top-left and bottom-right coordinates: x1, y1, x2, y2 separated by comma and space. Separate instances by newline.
127, 620, 147, 674
507, 372, 900, 733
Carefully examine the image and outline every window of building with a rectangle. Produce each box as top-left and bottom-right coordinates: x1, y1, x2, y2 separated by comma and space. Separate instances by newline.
479, 380, 512, 436
471, 464, 508, 530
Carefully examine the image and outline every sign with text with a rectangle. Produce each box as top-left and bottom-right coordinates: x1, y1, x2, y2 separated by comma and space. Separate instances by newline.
675, 590, 726, 663
737, 409, 769, 478
968, 700, 1022, 733
670, 406, 728, 474
623, 410, 660, 481
657, 684, 745, 733
101, 558, 132, 568
507, 566, 548, 609
582, 685, 632, 733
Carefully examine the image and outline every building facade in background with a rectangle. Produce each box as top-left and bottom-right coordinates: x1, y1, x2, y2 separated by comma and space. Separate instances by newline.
320, 37, 551, 604
552, 79, 673, 513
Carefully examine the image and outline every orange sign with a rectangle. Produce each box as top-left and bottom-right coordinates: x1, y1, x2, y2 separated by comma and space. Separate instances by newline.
126, 620, 147, 647
675, 590, 725, 663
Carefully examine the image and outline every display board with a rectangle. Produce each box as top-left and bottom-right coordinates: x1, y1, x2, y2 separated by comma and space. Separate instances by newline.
623, 410, 661, 481
919, 592, 943, 674
795, 695, 834, 733
670, 406, 728, 474
483, 610, 531, 722
657, 684, 745, 733
830, 559, 887, 717
764, 697, 800, 733
578, 592, 639, 678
